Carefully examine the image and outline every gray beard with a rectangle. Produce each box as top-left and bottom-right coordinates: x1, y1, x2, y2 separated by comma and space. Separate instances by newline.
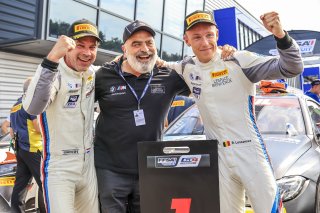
126, 53, 157, 74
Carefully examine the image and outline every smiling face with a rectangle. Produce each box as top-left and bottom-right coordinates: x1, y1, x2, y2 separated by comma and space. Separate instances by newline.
122, 30, 157, 74
65, 36, 98, 72
184, 23, 219, 63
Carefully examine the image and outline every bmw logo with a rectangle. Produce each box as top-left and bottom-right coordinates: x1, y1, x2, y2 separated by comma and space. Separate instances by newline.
110, 86, 116, 93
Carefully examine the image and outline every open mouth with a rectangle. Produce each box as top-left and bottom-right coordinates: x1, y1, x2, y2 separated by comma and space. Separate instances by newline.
78, 57, 91, 63
137, 54, 152, 62
200, 47, 213, 52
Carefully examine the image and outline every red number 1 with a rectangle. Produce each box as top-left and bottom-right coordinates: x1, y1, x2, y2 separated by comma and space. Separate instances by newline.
171, 198, 192, 213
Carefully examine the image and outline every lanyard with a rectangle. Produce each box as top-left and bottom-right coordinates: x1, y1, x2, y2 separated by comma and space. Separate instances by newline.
116, 63, 153, 110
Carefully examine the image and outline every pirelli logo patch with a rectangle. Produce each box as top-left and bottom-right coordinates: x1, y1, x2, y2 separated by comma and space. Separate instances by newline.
211, 69, 228, 79
74, 24, 98, 35
171, 100, 185, 107
186, 13, 212, 26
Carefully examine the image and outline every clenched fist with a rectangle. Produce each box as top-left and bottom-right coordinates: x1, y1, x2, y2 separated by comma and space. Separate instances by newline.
260, 12, 285, 39
47, 35, 76, 63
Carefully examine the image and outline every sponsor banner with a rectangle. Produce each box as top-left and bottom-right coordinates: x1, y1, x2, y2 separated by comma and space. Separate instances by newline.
269, 39, 316, 55
147, 154, 210, 168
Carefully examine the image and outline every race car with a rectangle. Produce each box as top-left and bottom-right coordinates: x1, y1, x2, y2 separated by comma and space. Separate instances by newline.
0, 133, 40, 212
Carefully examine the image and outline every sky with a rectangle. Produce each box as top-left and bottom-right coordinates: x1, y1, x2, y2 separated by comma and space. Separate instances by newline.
235, 0, 320, 32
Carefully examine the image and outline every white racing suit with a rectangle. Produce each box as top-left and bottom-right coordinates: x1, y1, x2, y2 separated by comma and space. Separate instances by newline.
23, 58, 99, 213
168, 34, 303, 213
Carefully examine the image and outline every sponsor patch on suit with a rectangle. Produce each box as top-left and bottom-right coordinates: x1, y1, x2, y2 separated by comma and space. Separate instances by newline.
62, 149, 79, 155
64, 95, 79, 108
192, 87, 201, 99
86, 75, 95, 97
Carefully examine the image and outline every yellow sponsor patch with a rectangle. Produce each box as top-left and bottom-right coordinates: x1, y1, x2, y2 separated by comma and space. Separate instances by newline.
74, 24, 98, 36
10, 103, 22, 113
171, 100, 185, 107
186, 13, 212, 26
0, 177, 15, 186
87, 75, 93, 81
211, 69, 228, 79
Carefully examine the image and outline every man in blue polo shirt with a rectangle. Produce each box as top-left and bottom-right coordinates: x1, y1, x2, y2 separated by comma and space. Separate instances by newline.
10, 77, 45, 213
305, 79, 320, 102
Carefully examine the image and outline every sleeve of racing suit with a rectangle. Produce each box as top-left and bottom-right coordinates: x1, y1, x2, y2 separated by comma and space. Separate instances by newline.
165, 61, 183, 75
233, 31, 304, 83
165, 56, 196, 77
164, 58, 192, 96
23, 58, 60, 115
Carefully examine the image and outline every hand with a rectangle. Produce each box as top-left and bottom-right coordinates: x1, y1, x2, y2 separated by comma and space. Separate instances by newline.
219, 44, 236, 60
112, 54, 123, 63
47, 35, 76, 63
260, 11, 285, 39
156, 56, 167, 68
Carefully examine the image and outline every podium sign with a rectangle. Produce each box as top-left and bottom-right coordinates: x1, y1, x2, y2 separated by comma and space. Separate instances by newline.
138, 140, 220, 213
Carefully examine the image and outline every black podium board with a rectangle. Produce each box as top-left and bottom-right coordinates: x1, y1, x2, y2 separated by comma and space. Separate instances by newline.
138, 140, 220, 213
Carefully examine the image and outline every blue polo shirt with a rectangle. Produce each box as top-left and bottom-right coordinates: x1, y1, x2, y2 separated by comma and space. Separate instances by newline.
305, 91, 319, 102
10, 97, 42, 152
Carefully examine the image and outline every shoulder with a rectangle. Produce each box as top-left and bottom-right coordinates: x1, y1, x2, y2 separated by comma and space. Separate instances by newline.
96, 62, 118, 77
90, 65, 101, 73
155, 66, 183, 80
180, 56, 195, 64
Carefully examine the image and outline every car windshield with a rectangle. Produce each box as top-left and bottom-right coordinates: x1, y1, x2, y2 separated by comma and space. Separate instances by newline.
165, 97, 305, 136
255, 97, 305, 135
165, 107, 204, 136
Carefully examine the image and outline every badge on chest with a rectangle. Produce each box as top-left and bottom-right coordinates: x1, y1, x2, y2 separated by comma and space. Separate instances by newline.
64, 95, 79, 108
133, 109, 146, 126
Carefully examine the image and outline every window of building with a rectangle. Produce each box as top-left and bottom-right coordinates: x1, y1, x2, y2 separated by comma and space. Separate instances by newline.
48, 0, 97, 38
161, 35, 183, 61
238, 20, 244, 50
154, 32, 161, 56
82, 0, 97, 6
183, 44, 194, 57
136, 0, 163, 31
243, 26, 248, 48
248, 28, 253, 45
186, 0, 204, 15
100, 0, 135, 20
163, 0, 185, 38
99, 12, 130, 52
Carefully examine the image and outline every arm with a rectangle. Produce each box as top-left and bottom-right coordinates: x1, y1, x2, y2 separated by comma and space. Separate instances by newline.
158, 44, 236, 74
1, 120, 10, 135
234, 12, 303, 83
23, 36, 76, 115
9, 128, 14, 138
23, 60, 59, 115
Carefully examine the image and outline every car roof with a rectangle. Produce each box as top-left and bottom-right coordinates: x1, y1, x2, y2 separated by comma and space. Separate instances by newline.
256, 85, 306, 100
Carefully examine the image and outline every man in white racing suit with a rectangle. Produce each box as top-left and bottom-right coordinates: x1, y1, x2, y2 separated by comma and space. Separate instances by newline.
164, 10, 303, 213
23, 19, 100, 213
